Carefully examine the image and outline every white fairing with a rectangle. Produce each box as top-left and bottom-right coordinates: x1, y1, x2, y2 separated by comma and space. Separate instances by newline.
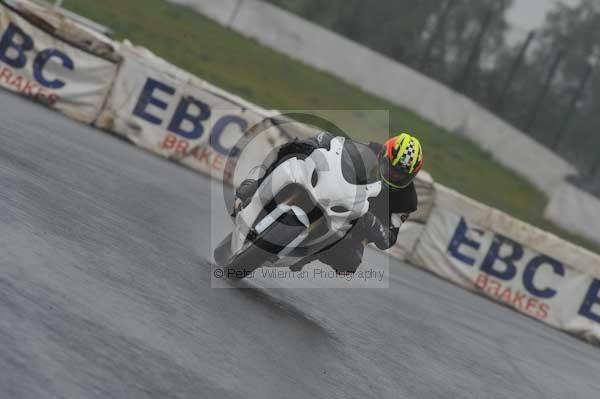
231, 137, 381, 267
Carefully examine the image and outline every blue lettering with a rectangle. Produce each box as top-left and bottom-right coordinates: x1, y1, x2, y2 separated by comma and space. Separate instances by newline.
579, 279, 600, 323
33, 49, 74, 89
522, 255, 564, 298
133, 78, 175, 125
168, 96, 211, 140
210, 115, 247, 155
481, 234, 522, 280
0, 23, 33, 68
447, 217, 483, 266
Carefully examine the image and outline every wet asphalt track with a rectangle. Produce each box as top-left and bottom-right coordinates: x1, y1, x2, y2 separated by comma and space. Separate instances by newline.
1, 90, 600, 399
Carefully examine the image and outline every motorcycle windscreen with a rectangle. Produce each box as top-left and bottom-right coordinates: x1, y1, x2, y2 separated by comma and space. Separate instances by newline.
340, 141, 380, 185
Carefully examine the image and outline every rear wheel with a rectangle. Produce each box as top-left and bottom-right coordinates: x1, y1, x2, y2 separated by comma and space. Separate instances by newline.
215, 212, 307, 279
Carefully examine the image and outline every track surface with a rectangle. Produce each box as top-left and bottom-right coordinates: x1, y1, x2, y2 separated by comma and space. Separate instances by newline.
1, 91, 600, 399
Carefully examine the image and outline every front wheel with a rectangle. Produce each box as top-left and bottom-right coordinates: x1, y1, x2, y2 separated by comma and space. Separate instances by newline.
214, 212, 307, 279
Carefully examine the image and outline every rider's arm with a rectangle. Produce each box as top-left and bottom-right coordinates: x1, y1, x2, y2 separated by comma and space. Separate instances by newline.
363, 183, 418, 250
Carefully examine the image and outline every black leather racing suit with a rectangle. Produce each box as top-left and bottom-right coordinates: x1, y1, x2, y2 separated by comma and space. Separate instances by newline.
236, 132, 418, 273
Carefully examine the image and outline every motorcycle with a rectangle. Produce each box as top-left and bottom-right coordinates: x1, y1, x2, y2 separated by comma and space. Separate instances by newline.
213, 136, 382, 278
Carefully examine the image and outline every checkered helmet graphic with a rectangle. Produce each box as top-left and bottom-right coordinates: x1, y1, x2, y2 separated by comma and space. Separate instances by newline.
379, 132, 424, 189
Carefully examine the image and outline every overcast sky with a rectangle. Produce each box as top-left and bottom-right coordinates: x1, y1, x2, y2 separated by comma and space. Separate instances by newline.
506, 0, 580, 31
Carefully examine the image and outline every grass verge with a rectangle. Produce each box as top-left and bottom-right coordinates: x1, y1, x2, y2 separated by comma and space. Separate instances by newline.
64, 0, 600, 253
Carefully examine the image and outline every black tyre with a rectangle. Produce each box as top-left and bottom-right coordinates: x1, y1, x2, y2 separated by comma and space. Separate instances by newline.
215, 212, 307, 279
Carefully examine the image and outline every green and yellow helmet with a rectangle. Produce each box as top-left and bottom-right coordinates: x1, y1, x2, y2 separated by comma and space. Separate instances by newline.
379, 133, 424, 189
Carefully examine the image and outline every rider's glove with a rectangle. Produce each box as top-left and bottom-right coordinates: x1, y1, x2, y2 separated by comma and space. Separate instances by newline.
235, 179, 259, 203
232, 179, 259, 216
360, 212, 400, 251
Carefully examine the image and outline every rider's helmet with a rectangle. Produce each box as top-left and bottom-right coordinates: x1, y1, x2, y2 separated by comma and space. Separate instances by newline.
378, 133, 424, 190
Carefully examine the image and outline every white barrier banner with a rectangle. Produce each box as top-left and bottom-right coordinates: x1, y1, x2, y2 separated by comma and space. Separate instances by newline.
97, 44, 290, 183
0, 2, 117, 123
412, 203, 600, 343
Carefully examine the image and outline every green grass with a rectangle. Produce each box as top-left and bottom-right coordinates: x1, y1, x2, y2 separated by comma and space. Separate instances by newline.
64, 0, 600, 254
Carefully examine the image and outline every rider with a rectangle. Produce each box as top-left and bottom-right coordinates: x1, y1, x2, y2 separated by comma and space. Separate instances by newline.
234, 132, 424, 274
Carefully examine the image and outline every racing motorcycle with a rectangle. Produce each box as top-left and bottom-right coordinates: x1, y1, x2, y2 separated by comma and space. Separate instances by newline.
213, 136, 382, 278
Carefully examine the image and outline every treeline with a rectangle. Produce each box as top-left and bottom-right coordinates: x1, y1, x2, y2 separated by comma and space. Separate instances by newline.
268, 0, 600, 184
